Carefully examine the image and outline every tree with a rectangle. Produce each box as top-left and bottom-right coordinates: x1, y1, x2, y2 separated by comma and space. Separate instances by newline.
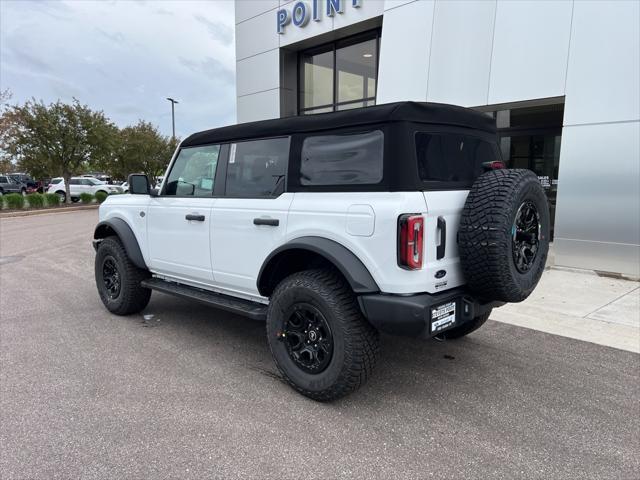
0, 89, 16, 173
112, 121, 176, 183
1, 99, 118, 203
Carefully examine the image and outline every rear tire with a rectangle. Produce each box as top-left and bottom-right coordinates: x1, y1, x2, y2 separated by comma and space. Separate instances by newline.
435, 311, 491, 340
95, 236, 151, 315
458, 169, 549, 303
55, 191, 66, 203
267, 269, 380, 401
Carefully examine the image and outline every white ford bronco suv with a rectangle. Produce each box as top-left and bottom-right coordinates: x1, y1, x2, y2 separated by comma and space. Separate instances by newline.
93, 102, 549, 401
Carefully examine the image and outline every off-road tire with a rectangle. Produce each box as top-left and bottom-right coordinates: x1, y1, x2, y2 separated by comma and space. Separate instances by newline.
435, 311, 491, 340
95, 236, 151, 315
458, 169, 549, 303
267, 269, 380, 402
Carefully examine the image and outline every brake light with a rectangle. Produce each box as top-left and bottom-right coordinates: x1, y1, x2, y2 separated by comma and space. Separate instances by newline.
482, 161, 506, 170
398, 214, 424, 270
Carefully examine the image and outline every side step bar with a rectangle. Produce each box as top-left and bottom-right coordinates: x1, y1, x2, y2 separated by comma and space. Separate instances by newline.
141, 277, 267, 321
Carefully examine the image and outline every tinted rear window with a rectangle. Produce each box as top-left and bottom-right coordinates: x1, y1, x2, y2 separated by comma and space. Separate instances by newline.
300, 130, 383, 186
415, 132, 500, 184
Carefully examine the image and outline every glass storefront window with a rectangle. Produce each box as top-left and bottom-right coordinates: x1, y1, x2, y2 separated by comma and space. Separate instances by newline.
336, 38, 377, 104
492, 103, 565, 237
298, 31, 380, 114
300, 49, 334, 110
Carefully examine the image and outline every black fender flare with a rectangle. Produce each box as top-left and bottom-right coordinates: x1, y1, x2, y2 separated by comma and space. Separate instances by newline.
93, 218, 147, 270
258, 236, 379, 296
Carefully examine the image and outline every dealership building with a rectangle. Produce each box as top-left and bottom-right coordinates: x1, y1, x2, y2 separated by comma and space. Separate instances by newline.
234, 0, 639, 277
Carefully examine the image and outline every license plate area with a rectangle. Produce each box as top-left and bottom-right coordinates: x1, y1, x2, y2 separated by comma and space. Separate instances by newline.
430, 300, 457, 334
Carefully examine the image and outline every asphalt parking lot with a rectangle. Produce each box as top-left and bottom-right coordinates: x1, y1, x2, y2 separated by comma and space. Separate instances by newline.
1, 210, 639, 479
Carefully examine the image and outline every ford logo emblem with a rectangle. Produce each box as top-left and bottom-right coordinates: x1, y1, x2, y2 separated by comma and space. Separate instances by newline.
435, 270, 446, 279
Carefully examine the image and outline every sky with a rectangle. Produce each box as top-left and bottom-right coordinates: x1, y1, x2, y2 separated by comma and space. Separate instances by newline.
0, 0, 237, 139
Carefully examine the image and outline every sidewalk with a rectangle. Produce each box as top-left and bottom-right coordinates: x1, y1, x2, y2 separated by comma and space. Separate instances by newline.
491, 267, 640, 353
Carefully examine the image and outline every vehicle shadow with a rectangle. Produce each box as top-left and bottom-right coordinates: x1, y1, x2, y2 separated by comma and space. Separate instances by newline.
138, 292, 543, 408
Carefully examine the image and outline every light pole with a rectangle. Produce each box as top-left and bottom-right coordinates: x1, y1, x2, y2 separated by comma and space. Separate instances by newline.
166, 97, 178, 140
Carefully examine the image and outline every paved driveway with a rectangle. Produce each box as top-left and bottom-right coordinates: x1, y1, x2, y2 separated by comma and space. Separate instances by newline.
1, 210, 638, 479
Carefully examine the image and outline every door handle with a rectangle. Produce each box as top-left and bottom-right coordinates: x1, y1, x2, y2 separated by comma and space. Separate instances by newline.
185, 214, 205, 222
437, 216, 446, 260
253, 217, 279, 227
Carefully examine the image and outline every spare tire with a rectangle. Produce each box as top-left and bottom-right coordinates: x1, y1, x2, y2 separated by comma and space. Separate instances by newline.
458, 169, 549, 303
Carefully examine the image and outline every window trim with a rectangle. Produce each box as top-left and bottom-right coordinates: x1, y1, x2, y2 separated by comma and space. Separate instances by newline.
298, 29, 381, 115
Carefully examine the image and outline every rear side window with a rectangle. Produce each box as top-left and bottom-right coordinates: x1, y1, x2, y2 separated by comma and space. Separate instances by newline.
416, 133, 500, 184
300, 130, 383, 186
0, 176, 7, 183
225, 137, 289, 197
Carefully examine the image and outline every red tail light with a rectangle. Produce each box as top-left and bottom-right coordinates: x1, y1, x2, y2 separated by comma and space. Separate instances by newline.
482, 161, 506, 170
398, 214, 424, 270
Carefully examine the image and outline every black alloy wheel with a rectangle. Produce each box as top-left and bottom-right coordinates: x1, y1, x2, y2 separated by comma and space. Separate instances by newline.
266, 269, 380, 401
94, 236, 151, 315
102, 255, 122, 300
281, 303, 333, 374
512, 201, 540, 273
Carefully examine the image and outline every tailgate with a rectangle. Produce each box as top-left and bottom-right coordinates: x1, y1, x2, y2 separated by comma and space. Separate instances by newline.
422, 190, 469, 293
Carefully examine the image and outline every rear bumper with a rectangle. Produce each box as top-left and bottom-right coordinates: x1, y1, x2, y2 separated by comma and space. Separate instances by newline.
358, 289, 504, 338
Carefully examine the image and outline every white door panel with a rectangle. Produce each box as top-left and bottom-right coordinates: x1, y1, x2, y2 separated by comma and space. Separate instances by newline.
211, 194, 293, 296
147, 197, 215, 284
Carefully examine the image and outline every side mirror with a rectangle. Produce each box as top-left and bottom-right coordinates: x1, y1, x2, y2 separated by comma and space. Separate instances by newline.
128, 174, 150, 195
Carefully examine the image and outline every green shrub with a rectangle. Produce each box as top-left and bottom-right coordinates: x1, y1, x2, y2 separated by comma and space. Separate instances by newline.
79, 192, 94, 204
95, 190, 108, 203
4, 193, 25, 209
27, 193, 45, 208
44, 193, 61, 207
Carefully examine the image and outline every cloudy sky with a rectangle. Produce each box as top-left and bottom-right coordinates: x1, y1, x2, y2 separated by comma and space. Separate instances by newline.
0, 0, 236, 139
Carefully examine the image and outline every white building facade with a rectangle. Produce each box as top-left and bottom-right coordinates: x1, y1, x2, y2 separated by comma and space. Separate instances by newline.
234, 0, 640, 277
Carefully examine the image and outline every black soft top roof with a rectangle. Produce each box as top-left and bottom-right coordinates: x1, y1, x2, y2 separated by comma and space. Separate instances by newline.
182, 101, 496, 147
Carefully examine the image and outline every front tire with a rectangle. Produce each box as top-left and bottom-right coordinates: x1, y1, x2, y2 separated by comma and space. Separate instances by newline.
95, 236, 151, 315
267, 269, 380, 401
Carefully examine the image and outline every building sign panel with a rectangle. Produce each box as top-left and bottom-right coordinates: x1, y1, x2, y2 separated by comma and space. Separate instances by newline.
278, 0, 362, 34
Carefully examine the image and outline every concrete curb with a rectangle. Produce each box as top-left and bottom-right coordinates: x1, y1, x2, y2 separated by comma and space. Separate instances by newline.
0, 205, 99, 218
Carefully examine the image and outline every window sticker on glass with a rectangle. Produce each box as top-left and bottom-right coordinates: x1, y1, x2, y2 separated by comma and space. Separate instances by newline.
229, 143, 237, 164
200, 178, 214, 190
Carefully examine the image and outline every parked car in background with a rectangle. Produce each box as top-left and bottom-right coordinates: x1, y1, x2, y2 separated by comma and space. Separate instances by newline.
83, 173, 112, 184
47, 177, 122, 202
7, 173, 40, 193
0, 175, 27, 196
120, 182, 129, 193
